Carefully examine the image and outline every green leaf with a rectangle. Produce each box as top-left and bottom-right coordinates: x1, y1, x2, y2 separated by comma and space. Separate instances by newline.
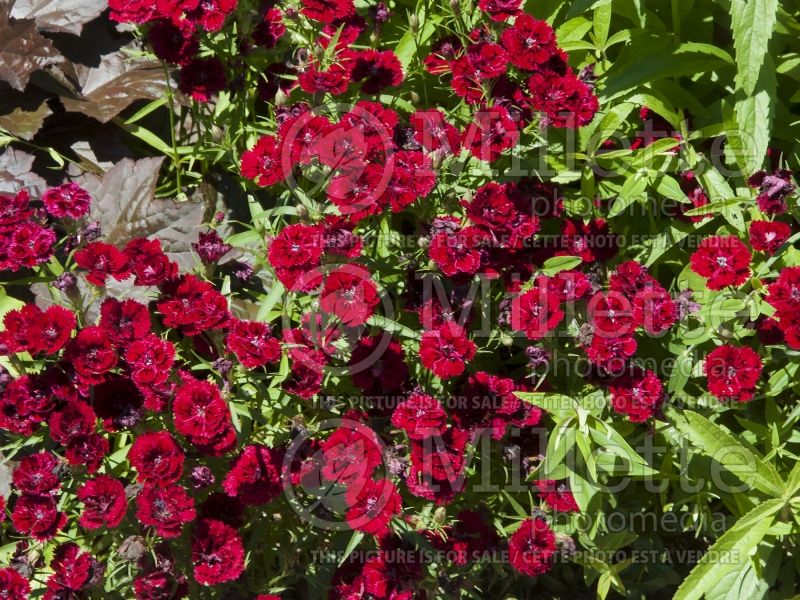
586, 102, 636, 152
339, 531, 364, 567
366, 315, 421, 341
565, 0, 612, 19
645, 221, 694, 267
682, 197, 747, 216
0, 287, 23, 322
226, 229, 261, 247
672, 499, 783, 600
568, 466, 594, 512
516, 392, 576, 420
628, 91, 681, 127
667, 347, 694, 395
394, 10, 440, 69
601, 41, 733, 101
542, 255, 582, 276
544, 418, 577, 476
730, 0, 779, 96
588, 419, 654, 474
114, 119, 173, 156
730, 54, 776, 174
593, 3, 612, 48
696, 164, 745, 232
676, 411, 784, 497
256, 281, 286, 322
653, 174, 689, 202
630, 137, 681, 167
786, 460, 800, 495
124, 97, 168, 125
502, 490, 528, 518
765, 363, 798, 397
556, 17, 593, 43
608, 171, 648, 218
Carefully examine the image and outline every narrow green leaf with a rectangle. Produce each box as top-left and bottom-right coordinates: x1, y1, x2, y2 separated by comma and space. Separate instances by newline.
786, 460, 800, 495
672, 499, 783, 600
682, 197, 747, 216
256, 281, 286, 322
593, 3, 612, 48
730, 54, 776, 174
516, 392, 576, 420
339, 531, 364, 567
677, 411, 784, 497
586, 102, 636, 152
653, 174, 689, 202
730, 0, 779, 96
608, 171, 648, 217
366, 315, 420, 340
542, 255, 583, 276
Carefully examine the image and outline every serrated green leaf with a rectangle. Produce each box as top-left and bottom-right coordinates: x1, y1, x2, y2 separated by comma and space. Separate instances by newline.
672, 499, 783, 600
730, 53, 776, 174
593, 3, 612, 48
677, 411, 784, 497
730, 0, 779, 96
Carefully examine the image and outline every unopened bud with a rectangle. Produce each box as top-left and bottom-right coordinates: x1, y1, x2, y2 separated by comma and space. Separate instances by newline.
275, 87, 289, 107
54, 272, 77, 292
117, 536, 147, 563
213, 358, 233, 376
190, 466, 215, 488
555, 532, 577, 556
449, 0, 460, 15
409, 14, 419, 33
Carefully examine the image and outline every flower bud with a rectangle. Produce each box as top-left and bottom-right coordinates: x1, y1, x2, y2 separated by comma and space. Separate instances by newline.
275, 87, 289, 107
555, 532, 577, 556
190, 465, 216, 488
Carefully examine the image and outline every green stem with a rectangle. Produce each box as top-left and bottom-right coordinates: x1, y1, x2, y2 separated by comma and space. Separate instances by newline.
163, 65, 183, 195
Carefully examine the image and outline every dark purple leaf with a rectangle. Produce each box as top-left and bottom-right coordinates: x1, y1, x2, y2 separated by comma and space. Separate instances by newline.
0, 4, 63, 91
0, 146, 47, 195
58, 46, 167, 123
10, 0, 106, 35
